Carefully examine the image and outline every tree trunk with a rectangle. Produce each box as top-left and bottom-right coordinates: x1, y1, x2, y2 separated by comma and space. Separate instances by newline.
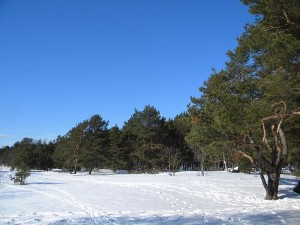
248, 125, 287, 200
201, 157, 204, 176
223, 151, 227, 171
258, 164, 281, 200
264, 172, 280, 200
73, 158, 77, 174
168, 158, 171, 175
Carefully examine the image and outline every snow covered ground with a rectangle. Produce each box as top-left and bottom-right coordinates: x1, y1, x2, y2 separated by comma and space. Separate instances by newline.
0, 167, 299, 225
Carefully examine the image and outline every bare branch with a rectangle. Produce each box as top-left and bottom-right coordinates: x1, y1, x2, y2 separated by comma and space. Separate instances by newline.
237, 150, 254, 164
261, 122, 272, 153
282, 10, 300, 28
277, 119, 283, 133
272, 125, 281, 153
261, 103, 299, 122
273, 101, 286, 114
293, 112, 300, 116
278, 127, 288, 158
262, 122, 266, 143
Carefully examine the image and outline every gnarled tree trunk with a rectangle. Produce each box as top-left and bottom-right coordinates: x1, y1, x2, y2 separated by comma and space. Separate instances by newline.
244, 104, 290, 200
251, 126, 287, 200
259, 170, 281, 200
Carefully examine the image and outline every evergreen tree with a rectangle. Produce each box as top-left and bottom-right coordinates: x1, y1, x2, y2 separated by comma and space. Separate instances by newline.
164, 113, 193, 170
12, 138, 36, 170
108, 125, 124, 171
0, 146, 13, 166
53, 135, 71, 169
80, 115, 109, 174
123, 105, 165, 172
53, 115, 110, 174
188, 0, 300, 200
9, 138, 35, 185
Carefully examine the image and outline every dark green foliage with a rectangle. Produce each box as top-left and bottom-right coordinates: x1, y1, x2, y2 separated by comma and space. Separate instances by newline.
11, 138, 54, 171
108, 125, 126, 171
123, 105, 166, 172
0, 146, 13, 166
80, 115, 110, 174
237, 156, 253, 173
49, 109, 192, 173
293, 170, 300, 177
10, 164, 30, 185
52, 135, 71, 169
164, 113, 193, 170
11, 138, 34, 170
53, 115, 110, 174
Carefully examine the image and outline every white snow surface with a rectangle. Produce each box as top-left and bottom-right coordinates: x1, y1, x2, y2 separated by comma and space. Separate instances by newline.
1, 167, 299, 225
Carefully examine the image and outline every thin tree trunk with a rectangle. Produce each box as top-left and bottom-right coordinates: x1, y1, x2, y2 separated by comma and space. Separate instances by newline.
73, 157, 78, 174
223, 151, 227, 171
201, 157, 204, 176
168, 157, 172, 175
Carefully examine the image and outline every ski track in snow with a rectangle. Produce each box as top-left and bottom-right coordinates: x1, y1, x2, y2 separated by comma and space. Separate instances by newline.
52, 186, 114, 225
3, 182, 114, 225
1, 167, 299, 225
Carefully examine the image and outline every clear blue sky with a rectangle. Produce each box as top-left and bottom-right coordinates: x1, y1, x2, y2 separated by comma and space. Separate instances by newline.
0, 0, 254, 147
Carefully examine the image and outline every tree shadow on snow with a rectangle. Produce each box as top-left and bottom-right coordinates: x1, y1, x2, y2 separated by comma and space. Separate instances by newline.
279, 177, 298, 186
45, 210, 300, 225
29, 181, 62, 185
278, 189, 300, 199
240, 210, 300, 225
48, 214, 247, 225
278, 177, 300, 199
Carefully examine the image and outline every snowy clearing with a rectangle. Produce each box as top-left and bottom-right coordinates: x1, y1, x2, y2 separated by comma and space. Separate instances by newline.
0, 167, 299, 225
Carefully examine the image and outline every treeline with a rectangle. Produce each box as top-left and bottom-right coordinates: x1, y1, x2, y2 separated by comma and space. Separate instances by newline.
1, 105, 245, 174
0, 106, 197, 174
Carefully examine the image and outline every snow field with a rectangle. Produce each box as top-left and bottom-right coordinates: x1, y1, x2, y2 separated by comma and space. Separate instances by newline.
0, 167, 299, 225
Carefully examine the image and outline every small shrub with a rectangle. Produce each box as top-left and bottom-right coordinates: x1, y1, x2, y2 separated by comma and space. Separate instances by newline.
10, 165, 30, 185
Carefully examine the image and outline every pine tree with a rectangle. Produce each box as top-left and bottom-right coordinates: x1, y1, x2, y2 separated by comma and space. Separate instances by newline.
188, 0, 300, 200
123, 105, 165, 172
80, 115, 109, 174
